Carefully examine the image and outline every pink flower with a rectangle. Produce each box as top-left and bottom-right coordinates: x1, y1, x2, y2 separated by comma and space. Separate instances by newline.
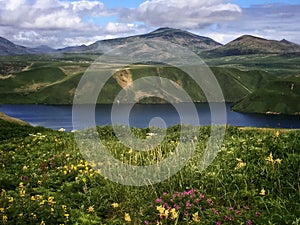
235, 210, 241, 215
216, 221, 222, 225
243, 205, 250, 210
246, 220, 252, 225
186, 201, 192, 208
228, 206, 234, 211
207, 198, 214, 206
155, 198, 162, 203
256, 211, 261, 217
144, 221, 150, 224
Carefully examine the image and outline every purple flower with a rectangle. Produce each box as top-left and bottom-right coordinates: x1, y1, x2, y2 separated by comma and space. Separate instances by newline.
155, 197, 162, 203
184, 210, 189, 218
207, 198, 214, 206
186, 201, 192, 208
199, 193, 205, 199
256, 211, 261, 217
187, 189, 195, 195
235, 210, 241, 215
243, 205, 250, 210
225, 215, 234, 221
246, 220, 252, 225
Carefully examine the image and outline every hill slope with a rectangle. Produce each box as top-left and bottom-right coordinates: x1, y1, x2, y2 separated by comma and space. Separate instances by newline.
204, 35, 300, 57
232, 75, 300, 115
0, 61, 273, 104
60, 27, 222, 55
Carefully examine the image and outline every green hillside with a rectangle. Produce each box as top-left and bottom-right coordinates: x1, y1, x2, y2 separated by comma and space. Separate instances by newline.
232, 75, 300, 115
0, 60, 274, 104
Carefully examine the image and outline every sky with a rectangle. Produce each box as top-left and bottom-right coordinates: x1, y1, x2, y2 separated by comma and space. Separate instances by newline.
0, 0, 299, 48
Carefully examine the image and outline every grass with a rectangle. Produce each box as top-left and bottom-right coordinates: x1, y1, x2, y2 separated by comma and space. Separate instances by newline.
0, 120, 299, 224
0, 58, 275, 105
232, 75, 300, 115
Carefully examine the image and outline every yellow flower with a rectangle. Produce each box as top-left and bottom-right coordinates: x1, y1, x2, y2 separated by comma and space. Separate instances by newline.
48, 196, 56, 204
128, 148, 134, 154
19, 182, 24, 189
7, 197, 13, 203
171, 210, 178, 220
111, 203, 119, 208
61, 205, 67, 212
31, 196, 36, 201
40, 220, 45, 225
20, 190, 25, 197
275, 130, 280, 137
40, 200, 46, 205
1, 189, 6, 196
64, 214, 69, 219
156, 205, 165, 214
265, 153, 274, 163
275, 158, 282, 164
38, 180, 43, 185
88, 206, 94, 213
2, 215, 8, 223
22, 166, 28, 171
163, 209, 169, 218
124, 213, 131, 222
192, 212, 201, 222
259, 188, 266, 196
235, 158, 246, 170
63, 170, 68, 175
0, 208, 4, 213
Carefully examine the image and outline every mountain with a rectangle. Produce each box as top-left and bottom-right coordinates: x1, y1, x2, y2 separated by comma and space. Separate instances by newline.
0, 37, 30, 55
59, 27, 222, 54
204, 35, 300, 57
0, 37, 56, 55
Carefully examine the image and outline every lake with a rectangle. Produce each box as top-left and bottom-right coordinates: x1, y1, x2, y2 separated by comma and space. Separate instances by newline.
0, 103, 299, 131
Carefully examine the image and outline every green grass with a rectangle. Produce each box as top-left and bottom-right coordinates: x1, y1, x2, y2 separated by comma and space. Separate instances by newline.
232, 75, 300, 115
0, 120, 299, 224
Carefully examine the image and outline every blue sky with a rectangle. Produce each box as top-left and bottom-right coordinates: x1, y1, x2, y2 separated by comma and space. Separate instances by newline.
0, 0, 299, 47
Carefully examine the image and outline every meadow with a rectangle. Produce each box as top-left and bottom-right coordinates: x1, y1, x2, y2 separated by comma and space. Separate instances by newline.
0, 119, 299, 225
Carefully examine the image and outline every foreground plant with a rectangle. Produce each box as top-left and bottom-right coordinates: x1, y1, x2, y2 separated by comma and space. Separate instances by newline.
143, 189, 262, 224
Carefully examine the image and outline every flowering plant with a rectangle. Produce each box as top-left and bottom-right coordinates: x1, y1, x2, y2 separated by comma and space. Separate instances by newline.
143, 189, 261, 224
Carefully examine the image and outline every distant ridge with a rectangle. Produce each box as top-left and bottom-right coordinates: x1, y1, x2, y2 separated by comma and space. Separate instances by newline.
60, 27, 222, 55
205, 35, 300, 57
1, 29, 300, 56
0, 37, 55, 55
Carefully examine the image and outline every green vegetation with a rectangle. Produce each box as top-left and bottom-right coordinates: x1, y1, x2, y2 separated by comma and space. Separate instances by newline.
0, 51, 299, 114
232, 75, 300, 115
0, 120, 299, 224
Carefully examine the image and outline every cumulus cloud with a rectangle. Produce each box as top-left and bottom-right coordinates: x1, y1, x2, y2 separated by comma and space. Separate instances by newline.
0, 0, 299, 48
119, 0, 242, 29
208, 3, 300, 44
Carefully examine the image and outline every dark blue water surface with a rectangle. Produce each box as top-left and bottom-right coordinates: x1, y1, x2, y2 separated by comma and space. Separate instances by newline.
0, 103, 299, 131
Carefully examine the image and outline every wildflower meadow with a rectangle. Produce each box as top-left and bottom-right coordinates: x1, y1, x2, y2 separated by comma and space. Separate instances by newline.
0, 120, 299, 224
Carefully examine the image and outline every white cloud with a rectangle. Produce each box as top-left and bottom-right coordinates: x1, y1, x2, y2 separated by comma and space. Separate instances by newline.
0, 0, 299, 48
120, 0, 242, 29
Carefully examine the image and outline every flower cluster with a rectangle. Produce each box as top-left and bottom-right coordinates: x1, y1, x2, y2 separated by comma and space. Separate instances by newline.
265, 153, 282, 165
143, 189, 262, 224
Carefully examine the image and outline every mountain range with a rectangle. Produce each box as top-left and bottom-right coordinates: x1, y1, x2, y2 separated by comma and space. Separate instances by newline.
0, 28, 300, 115
1, 28, 300, 56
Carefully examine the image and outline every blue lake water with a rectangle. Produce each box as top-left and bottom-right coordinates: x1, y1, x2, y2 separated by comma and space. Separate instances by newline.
0, 103, 299, 131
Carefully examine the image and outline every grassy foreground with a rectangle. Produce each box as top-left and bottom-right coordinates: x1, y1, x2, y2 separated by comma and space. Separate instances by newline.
0, 120, 299, 225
